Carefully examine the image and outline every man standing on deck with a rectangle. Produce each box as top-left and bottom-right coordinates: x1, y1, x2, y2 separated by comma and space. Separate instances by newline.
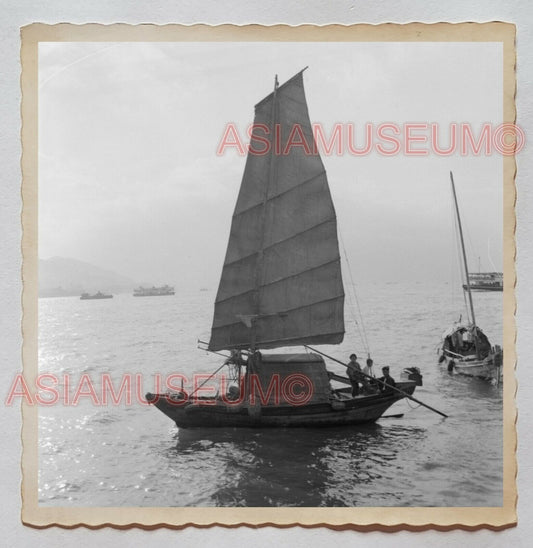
347, 354, 363, 397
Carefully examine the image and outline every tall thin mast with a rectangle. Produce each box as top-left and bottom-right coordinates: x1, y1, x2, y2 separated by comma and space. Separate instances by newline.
450, 171, 476, 326
250, 74, 279, 351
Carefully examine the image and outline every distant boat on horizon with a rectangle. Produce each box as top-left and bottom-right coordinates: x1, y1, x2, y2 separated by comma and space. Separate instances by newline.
133, 285, 175, 297
80, 291, 113, 300
462, 272, 503, 292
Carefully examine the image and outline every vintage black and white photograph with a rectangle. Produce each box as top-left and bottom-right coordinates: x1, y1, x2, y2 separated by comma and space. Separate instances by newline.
20, 23, 516, 527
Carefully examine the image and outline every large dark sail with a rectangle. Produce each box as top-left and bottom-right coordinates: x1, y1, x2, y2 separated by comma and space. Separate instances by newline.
208, 71, 344, 351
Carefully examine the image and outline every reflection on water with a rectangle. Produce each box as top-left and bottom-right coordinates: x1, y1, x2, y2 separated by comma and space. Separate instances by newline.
38, 283, 504, 507
166, 423, 428, 507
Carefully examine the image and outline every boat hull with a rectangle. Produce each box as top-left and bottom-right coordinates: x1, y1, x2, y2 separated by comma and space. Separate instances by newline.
462, 284, 502, 292
439, 351, 502, 381
146, 382, 415, 428
133, 293, 175, 297
439, 321, 502, 381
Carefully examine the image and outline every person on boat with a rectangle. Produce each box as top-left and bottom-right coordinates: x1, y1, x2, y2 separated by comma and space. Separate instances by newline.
363, 358, 375, 377
347, 354, 363, 397
362, 358, 378, 394
377, 366, 397, 395
226, 385, 241, 402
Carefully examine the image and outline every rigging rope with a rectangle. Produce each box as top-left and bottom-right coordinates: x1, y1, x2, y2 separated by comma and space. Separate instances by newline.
463, 208, 478, 274
451, 195, 471, 323
339, 230, 371, 356
406, 398, 422, 410
449, 194, 457, 308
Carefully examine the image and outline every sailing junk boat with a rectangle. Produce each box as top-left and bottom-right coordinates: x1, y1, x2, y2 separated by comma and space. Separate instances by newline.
146, 70, 419, 427
438, 172, 503, 380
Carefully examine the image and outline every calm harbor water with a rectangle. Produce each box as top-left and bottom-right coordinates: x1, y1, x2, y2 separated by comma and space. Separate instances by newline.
38, 282, 503, 507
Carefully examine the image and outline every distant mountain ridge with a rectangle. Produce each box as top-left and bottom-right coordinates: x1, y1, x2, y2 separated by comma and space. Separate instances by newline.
39, 257, 136, 298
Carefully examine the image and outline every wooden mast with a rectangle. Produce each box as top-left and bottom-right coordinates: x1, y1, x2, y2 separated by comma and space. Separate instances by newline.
250, 74, 279, 352
450, 171, 476, 327
245, 74, 279, 404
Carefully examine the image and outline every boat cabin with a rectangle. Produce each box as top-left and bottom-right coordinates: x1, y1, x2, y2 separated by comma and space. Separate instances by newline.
442, 325, 491, 359
245, 353, 332, 406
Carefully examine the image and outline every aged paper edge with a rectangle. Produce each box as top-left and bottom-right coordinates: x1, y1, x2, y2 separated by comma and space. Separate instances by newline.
20, 22, 518, 530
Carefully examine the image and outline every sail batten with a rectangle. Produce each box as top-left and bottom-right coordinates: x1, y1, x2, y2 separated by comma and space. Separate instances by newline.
212, 294, 345, 330
208, 71, 345, 351
215, 256, 342, 305
232, 170, 327, 218
217, 218, 336, 272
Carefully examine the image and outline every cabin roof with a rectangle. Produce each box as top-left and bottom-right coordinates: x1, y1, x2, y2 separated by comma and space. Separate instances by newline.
260, 353, 324, 364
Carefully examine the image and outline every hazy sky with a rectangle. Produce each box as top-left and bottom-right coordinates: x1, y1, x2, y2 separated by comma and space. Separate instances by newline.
39, 41, 503, 288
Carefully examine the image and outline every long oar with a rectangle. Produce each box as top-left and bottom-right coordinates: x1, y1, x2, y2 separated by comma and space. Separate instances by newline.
304, 345, 448, 419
